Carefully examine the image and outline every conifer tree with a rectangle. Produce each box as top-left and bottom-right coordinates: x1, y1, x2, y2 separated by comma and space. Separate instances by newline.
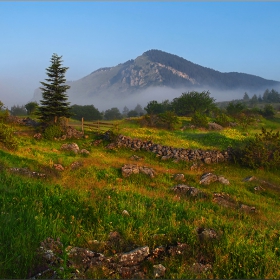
37, 53, 72, 124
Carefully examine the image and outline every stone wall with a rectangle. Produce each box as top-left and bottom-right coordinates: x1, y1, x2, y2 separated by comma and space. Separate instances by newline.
115, 135, 233, 164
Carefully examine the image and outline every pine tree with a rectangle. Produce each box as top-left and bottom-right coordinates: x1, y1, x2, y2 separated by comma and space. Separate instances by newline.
37, 53, 72, 124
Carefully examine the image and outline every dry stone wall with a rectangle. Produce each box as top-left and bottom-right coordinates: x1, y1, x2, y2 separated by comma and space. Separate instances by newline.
115, 135, 233, 164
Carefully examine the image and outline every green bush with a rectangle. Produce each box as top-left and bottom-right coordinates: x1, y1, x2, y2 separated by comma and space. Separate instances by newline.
157, 111, 179, 130
214, 112, 231, 127
190, 112, 208, 128
239, 127, 280, 170
43, 125, 63, 140
0, 123, 19, 150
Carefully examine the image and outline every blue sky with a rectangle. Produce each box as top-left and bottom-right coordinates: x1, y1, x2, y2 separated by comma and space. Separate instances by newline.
1, 1, 280, 108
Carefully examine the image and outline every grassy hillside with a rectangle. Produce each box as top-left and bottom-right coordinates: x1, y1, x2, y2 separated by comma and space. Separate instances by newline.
0, 116, 280, 278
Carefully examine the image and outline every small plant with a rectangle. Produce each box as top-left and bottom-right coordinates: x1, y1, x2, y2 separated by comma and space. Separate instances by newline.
43, 124, 63, 140
190, 112, 208, 128
238, 127, 280, 169
0, 123, 19, 150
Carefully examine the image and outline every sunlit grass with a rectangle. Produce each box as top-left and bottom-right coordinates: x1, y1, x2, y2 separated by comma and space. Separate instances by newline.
1, 115, 280, 278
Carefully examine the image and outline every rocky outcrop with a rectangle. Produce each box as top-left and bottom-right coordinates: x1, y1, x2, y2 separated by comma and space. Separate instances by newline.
32, 237, 189, 279
115, 135, 232, 164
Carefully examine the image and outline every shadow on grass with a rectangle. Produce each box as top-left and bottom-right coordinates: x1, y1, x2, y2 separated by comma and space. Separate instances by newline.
175, 131, 245, 150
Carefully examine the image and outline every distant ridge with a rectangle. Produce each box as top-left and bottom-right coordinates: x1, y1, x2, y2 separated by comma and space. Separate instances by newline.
32, 49, 280, 108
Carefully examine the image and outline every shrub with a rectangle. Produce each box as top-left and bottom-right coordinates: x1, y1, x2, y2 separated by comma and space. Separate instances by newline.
0, 123, 19, 150
43, 125, 63, 140
238, 127, 280, 170
214, 113, 231, 127
157, 111, 179, 130
261, 104, 275, 118
190, 112, 208, 128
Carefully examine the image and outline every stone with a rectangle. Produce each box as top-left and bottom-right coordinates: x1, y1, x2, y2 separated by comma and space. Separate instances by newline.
197, 227, 218, 241
199, 173, 218, 185
119, 246, 149, 266
173, 173, 185, 181
70, 161, 83, 170
80, 149, 90, 155
208, 122, 223, 130
130, 155, 143, 161
139, 166, 156, 178
33, 133, 42, 140
53, 164, 64, 171
204, 157, 212, 164
239, 204, 256, 212
243, 176, 256, 182
213, 193, 236, 208
60, 143, 79, 154
121, 164, 139, 177
218, 176, 230, 185
122, 210, 130, 216
153, 264, 166, 278
191, 263, 212, 274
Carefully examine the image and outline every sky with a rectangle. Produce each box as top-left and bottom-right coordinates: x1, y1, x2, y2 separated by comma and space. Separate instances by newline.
1, 1, 280, 109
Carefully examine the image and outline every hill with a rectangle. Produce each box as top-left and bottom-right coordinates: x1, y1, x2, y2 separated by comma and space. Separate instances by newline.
32, 49, 280, 110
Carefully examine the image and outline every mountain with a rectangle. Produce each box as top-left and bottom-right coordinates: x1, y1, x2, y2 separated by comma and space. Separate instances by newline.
32, 49, 280, 110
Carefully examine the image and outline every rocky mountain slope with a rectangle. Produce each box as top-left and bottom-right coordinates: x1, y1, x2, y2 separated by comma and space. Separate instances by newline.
32, 49, 280, 109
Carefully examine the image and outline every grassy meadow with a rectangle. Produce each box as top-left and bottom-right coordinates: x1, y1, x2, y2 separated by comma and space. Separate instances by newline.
1, 114, 280, 278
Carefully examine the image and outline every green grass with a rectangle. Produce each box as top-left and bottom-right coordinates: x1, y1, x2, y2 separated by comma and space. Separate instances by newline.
0, 116, 280, 278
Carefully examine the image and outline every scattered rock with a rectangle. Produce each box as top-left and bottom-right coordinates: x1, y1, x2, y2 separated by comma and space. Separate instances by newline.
33, 133, 42, 140
80, 149, 90, 155
122, 210, 130, 216
130, 155, 143, 161
70, 161, 83, 170
9, 167, 46, 178
239, 204, 256, 212
93, 139, 102, 146
153, 264, 166, 278
108, 231, 121, 242
218, 176, 230, 185
139, 166, 156, 178
200, 173, 229, 185
199, 173, 218, 185
119, 246, 149, 266
60, 143, 80, 154
208, 122, 223, 130
171, 184, 206, 198
243, 176, 256, 182
197, 227, 219, 242
121, 164, 156, 178
213, 193, 236, 208
53, 164, 64, 171
191, 263, 212, 274
173, 173, 185, 181
122, 164, 140, 177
